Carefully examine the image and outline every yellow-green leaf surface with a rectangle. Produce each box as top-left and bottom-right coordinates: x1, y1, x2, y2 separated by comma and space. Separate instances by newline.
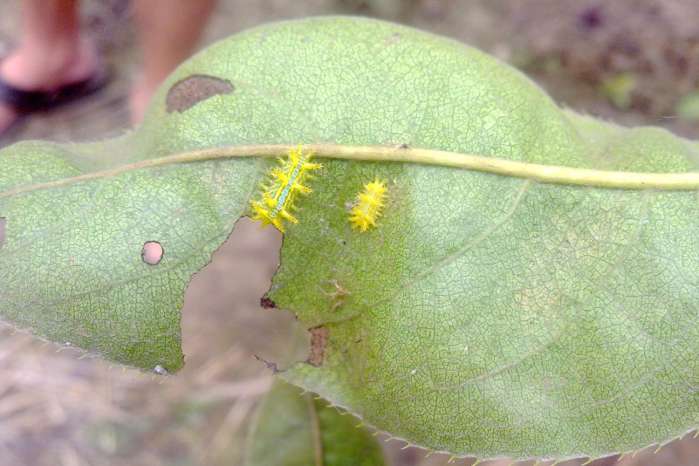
1, 16, 699, 460
245, 379, 385, 466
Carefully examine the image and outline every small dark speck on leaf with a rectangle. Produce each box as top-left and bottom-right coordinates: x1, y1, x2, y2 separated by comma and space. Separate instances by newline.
398, 143, 409, 149
260, 296, 276, 309
166, 74, 234, 113
0, 217, 5, 249
307, 326, 329, 367
142, 241, 164, 265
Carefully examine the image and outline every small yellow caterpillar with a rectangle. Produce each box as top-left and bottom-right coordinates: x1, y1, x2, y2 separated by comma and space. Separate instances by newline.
250, 146, 321, 232
349, 179, 387, 232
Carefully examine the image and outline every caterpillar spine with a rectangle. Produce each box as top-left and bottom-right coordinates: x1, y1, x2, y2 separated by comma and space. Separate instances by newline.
349, 179, 387, 232
251, 146, 321, 232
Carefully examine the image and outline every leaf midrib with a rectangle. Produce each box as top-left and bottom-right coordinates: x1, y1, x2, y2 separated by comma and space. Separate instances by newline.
2, 143, 699, 199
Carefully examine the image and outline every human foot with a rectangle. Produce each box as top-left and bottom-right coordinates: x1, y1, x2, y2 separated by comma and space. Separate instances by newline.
129, 76, 162, 126
0, 39, 98, 137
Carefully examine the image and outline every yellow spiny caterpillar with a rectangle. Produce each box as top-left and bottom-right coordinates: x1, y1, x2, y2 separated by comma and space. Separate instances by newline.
250, 146, 321, 232
349, 179, 387, 232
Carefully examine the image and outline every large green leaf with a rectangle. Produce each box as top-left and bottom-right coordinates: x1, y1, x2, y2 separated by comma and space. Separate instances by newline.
245, 379, 385, 466
1, 16, 699, 461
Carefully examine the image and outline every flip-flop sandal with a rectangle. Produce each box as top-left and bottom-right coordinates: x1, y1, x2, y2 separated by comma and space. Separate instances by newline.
0, 66, 110, 141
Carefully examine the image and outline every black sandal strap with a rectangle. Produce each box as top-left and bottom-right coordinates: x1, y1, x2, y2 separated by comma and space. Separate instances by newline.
0, 69, 108, 113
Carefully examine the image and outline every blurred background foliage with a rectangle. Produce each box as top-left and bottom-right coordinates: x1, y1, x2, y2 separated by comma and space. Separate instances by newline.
1, 1, 699, 465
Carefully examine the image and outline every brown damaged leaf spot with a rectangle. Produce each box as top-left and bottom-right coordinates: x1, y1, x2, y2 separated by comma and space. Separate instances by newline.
0, 217, 5, 250
260, 296, 277, 309
307, 326, 329, 367
142, 241, 164, 265
165, 74, 234, 113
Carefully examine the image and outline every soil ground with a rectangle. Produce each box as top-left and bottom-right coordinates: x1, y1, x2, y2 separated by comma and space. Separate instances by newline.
1, 1, 699, 465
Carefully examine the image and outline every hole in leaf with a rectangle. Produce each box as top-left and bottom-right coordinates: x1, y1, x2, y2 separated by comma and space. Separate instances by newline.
181, 217, 307, 372
142, 241, 164, 265
165, 74, 234, 113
